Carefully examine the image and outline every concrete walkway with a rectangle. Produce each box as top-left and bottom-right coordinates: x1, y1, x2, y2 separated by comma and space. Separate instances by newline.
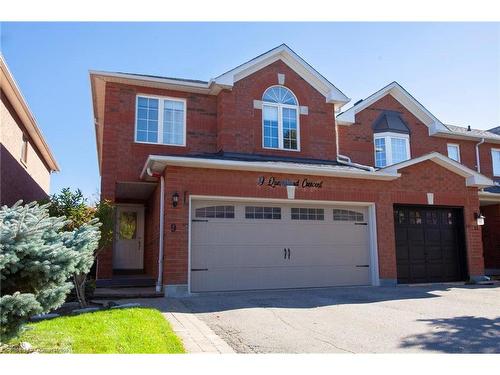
121, 297, 234, 353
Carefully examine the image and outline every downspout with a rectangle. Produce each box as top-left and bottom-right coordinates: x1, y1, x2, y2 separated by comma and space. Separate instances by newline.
147, 167, 165, 293
475, 138, 485, 173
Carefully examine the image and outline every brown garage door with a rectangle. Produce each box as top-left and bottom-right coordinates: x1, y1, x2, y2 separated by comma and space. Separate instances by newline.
394, 205, 467, 284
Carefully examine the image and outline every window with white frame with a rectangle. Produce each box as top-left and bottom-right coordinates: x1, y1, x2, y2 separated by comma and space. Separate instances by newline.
374, 133, 410, 168
262, 86, 299, 150
447, 144, 461, 162
492, 149, 500, 177
136, 95, 186, 146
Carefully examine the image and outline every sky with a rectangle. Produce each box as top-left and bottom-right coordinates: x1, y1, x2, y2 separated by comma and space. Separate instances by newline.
1, 22, 499, 199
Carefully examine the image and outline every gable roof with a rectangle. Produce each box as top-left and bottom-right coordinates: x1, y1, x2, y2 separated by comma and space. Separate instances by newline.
336, 81, 500, 144
336, 81, 448, 132
91, 44, 350, 173
213, 44, 350, 106
380, 152, 493, 188
0, 55, 59, 172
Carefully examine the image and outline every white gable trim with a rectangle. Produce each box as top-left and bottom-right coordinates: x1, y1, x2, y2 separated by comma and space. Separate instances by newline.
380, 152, 493, 188
213, 44, 350, 106
336, 82, 448, 133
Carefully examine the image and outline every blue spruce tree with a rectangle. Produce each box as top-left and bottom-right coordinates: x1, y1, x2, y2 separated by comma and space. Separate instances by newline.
0, 201, 100, 341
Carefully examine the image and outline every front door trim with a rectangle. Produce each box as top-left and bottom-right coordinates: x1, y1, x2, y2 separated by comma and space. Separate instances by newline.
187, 195, 380, 294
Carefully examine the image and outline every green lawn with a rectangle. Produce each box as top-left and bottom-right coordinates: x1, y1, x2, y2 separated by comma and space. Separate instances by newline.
9, 307, 185, 354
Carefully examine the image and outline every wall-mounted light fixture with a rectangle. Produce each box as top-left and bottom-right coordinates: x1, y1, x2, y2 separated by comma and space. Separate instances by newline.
474, 212, 485, 226
172, 192, 179, 208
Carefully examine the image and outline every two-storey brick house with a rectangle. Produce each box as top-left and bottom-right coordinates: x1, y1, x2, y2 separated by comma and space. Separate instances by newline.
90, 45, 497, 296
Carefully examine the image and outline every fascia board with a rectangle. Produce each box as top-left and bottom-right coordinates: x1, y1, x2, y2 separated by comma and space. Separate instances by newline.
140, 155, 400, 181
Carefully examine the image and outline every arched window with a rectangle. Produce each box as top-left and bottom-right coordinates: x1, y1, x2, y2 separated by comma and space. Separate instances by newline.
262, 86, 300, 150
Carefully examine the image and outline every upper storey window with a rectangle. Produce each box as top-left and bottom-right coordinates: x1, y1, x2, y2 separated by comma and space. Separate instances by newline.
447, 144, 461, 162
135, 95, 186, 146
492, 149, 500, 177
374, 133, 410, 168
372, 111, 411, 168
262, 86, 300, 151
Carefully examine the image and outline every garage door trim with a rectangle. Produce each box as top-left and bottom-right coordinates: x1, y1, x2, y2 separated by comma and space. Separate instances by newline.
187, 195, 380, 294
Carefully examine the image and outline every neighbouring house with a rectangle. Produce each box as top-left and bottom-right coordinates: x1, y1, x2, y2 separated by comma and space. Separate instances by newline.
90, 44, 499, 296
1, 55, 59, 206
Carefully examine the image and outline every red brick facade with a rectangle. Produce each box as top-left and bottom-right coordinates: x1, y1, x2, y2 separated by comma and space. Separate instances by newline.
216, 60, 337, 160
95, 56, 496, 286
155, 161, 483, 285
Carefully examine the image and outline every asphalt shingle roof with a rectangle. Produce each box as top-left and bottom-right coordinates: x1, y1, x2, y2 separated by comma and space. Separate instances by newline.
443, 124, 500, 141
115, 72, 209, 85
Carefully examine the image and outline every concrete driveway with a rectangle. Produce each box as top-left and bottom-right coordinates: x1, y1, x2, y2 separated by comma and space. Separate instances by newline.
169, 284, 500, 353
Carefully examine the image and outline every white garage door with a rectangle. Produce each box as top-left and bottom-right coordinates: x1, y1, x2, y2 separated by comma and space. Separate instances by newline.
190, 200, 372, 292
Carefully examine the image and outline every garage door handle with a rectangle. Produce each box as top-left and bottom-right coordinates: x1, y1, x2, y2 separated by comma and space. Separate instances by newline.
284, 248, 287, 259
287, 248, 291, 260
356, 265, 370, 268
191, 268, 208, 271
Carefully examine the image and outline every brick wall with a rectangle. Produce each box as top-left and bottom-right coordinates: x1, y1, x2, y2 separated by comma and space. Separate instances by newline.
337, 94, 499, 179
100, 82, 218, 201
478, 143, 500, 180
146, 159, 484, 285
217, 60, 337, 160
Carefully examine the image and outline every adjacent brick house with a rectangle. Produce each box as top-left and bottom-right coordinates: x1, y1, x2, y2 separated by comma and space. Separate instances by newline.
90, 45, 498, 295
1, 56, 59, 206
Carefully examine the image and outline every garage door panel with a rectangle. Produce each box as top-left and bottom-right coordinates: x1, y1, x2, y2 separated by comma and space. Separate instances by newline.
443, 246, 458, 261
396, 246, 409, 261
193, 222, 289, 245
426, 246, 443, 261
440, 229, 455, 242
408, 228, 425, 241
285, 266, 370, 288
289, 245, 369, 267
193, 244, 289, 268
191, 200, 372, 292
395, 227, 408, 242
408, 245, 426, 262
424, 229, 441, 243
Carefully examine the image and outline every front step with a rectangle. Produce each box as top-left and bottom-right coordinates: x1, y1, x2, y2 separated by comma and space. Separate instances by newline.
93, 287, 164, 299
95, 277, 156, 288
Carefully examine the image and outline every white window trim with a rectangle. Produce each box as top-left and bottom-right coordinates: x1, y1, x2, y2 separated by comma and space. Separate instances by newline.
492, 148, 500, 177
373, 132, 411, 168
447, 143, 461, 163
134, 94, 187, 147
261, 86, 301, 152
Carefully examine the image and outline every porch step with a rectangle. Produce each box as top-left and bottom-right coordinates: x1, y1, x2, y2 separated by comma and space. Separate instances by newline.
95, 277, 156, 288
93, 287, 163, 299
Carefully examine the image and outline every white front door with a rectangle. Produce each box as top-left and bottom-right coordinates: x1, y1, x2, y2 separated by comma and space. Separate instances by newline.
113, 205, 144, 270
